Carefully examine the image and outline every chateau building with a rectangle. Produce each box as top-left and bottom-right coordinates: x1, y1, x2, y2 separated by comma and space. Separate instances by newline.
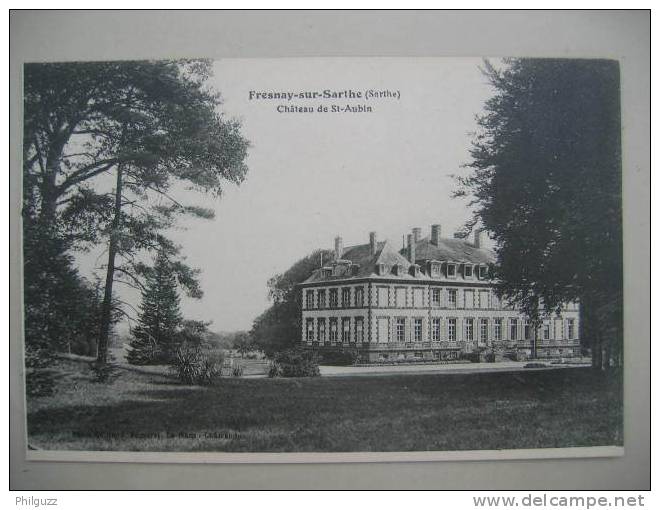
299, 225, 580, 363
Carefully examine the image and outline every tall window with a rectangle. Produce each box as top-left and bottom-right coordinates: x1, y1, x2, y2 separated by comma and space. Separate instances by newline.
567, 319, 575, 340
447, 318, 457, 341
342, 317, 351, 343
355, 317, 364, 342
355, 287, 364, 307
479, 290, 490, 309
523, 320, 531, 341
447, 289, 457, 308
377, 286, 388, 307
432, 318, 441, 341
509, 318, 518, 342
543, 322, 551, 341
317, 289, 326, 308
317, 318, 326, 342
395, 288, 406, 307
305, 290, 314, 309
464, 290, 474, 309
432, 288, 441, 306
329, 318, 338, 342
494, 318, 502, 341
465, 318, 474, 342
341, 288, 351, 308
396, 318, 406, 342
306, 318, 314, 342
479, 318, 488, 343
414, 318, 423, 342
329, 289, 338, 308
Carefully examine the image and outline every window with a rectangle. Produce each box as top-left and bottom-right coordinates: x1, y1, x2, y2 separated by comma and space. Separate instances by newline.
414, 318, 423, 342
448, 318, 457, 342
329, 289, 338, 308
432, 288, 441, 306
523, 320, 531, 341
479, 290, 490, 309
355, 317, 364, 342
494, 318, 502, 341
342, 317, 351, 343
464, 265, 473, 278
464, 290, 474, 309
447, 289, 457, 308
317, 318, 326, 342
413, 288, 424, 307
430, 262, 440, 277
509, 319, 518, 342
543, 322, 551, 341
341, 288, 351, 307
555, 319, 563, 340
432, 318, 441, 341
396, 318, 406, 342
329, 318, 338, 342
355, 287, 364, 307
377, 263, 387, 275
377, 287, 389, 307
492, 294, 501, 308
317, 289, 326, 308
479, 266, 488, 279
395, 287, 406, 307
479, 318, 488, 343
377, 317, 389, 343
447, 264, 457, 278
305, 290, 314, 309
567, 319, 575, 340
306, 318, 314, 342
465, 318, 474, 342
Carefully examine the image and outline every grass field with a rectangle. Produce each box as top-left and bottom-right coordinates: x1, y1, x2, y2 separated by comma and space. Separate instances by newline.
26, 357, 623, 452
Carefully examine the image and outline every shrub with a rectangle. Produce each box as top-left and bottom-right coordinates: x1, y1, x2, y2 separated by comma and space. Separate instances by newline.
268, 349, 320, 378
170, 344, 223, 385
318, 348, 359, 366
231, 365, 245, 377
89, 361, 121, 384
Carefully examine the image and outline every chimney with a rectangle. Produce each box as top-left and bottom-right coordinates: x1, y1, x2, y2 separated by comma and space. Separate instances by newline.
474, 229, 483, 249
369, 231, 377, 255
412, 227, 422, 243
334, 236, 343, 260
407, 233, 416, 263
431, 224, 441, 246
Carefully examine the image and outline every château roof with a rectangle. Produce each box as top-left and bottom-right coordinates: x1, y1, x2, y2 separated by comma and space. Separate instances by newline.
407, 236, 495, 265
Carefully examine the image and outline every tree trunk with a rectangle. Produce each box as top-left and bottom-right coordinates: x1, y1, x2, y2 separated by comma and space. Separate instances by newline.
96, 165, 123, 364
531, 325, 538, 360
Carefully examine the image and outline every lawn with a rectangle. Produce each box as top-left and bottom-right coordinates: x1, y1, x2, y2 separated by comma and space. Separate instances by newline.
26, 357, 623, 452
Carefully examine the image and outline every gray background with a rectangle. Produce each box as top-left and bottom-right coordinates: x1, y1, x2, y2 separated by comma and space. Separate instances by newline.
10, 10, 650, 490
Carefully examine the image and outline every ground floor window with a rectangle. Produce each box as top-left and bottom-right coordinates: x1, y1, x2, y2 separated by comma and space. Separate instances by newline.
465, 318, 474, 342
342, 317, 351, 343
447, 318, 457, 342
567, 318, 575, 340
396, 318, 406, 342
509, 318, 518, 342
523, 320, 531, 341
317, 319, 326, 342
355, 317, 364, 342
479, 318, 488, 343
329, 318, 338, 342
432, 318, 441, 341
543, 322, 551, 341
494, 318, 502, 341
306, 318, 314, 342
413, 318, 423, 342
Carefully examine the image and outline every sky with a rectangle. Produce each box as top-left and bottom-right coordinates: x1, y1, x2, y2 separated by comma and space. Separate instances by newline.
79, 58, 495, 332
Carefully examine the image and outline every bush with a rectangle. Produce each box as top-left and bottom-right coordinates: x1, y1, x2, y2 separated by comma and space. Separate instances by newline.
89, 361, 121, 384
231, 365, 245, 377
170, 344, 223, 385
268, 349, 320, 378
318, 348, 359, 366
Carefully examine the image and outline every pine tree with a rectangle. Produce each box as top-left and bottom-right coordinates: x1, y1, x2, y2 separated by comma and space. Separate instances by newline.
127, 252, 183, 365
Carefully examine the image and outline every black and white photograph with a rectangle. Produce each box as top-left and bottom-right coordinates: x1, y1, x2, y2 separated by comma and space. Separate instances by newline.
20, 55, 625, 460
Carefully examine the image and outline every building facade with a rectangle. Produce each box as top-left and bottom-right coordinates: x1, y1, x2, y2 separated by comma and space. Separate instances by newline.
299, 225, 580, 363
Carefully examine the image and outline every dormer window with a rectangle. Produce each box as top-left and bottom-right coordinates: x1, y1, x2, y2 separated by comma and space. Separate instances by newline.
479, 266, 488, 279
392, 264, 400, 276
410, 264, 421, 277
446, 263, 457, 278
464, 264, 474, 278
377, 263, 388, 275
429, 262, 440, 277
351, 264, 360, 276
321, 268, 332, 278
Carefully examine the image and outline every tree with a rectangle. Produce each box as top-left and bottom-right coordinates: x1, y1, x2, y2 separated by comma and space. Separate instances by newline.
22, 60, 250, 366
456, 58, 622, 370
127, 252, 183, 365
250, 249, 333, 357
